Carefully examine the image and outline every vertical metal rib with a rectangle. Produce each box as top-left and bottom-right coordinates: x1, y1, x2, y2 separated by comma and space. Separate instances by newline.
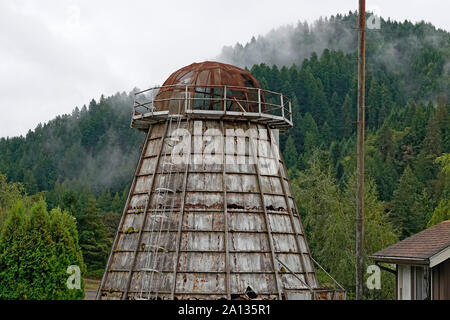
96, 128, 152, 300
220, 120, 231, 299
170, 120, 192, 299
122, 121, 170, 300
266, 127, 311, 288
247, 121, 282, 300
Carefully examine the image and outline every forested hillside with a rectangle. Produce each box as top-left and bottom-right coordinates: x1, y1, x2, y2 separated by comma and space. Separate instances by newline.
0, 12, 449, 298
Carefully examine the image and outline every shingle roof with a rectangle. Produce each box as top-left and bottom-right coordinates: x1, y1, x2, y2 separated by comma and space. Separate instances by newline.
370, 220, 450, 265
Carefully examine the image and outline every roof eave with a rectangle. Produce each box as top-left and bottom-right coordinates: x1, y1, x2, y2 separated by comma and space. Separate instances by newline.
369, 255, 429, 266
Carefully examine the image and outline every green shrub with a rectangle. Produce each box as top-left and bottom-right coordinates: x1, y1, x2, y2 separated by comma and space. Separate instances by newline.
0, 199, 86, 299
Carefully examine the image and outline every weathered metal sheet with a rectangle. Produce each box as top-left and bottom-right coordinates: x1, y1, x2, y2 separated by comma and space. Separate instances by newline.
116, 233, 139, 251
185, 192, 223, 209
229, 233, 270, 251
99, 97, 324, 299
230, 273, 276, 293
272, 234, 298, 252
182, 211, 224, 231
187, 173, 223, 191
177, 252, 225, 272
145, 139, 162, 157
129, 194, 148, 209
227, 192, 262, 210
139, 158, 157, 175
181, 231, 224, 251
281, 273, 309, 289
135, 176, 153, 193
176, 273, 225, 294
228, 212, 265, 231
229, 253, 273, 272
268, 214, 293, 233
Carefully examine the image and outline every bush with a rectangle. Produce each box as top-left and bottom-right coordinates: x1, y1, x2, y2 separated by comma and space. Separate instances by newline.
0, 199, 86, 299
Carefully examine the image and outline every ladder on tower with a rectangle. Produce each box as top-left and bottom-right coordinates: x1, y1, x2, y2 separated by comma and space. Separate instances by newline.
137, 101, 186, 300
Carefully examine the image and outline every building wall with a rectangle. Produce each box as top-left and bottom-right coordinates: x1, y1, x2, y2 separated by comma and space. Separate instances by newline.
397, 265, 430, 300
432, 258, 450, 300
398, 265, 411, 300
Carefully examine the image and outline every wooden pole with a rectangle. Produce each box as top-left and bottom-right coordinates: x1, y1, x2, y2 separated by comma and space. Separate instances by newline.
356, 0, 366, 300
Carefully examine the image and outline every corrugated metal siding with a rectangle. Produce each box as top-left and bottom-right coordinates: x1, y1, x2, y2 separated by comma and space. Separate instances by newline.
98, 120, 318, 299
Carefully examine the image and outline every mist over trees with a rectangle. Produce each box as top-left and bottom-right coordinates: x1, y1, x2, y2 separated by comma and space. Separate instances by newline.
0, 12, 449, 299
218, 11, 450, 102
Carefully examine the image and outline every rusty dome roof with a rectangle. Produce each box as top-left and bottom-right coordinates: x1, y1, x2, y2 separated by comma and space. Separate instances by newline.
162, 61, 261, 88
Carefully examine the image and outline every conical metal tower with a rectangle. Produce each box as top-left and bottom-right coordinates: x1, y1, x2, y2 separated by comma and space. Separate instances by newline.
97, 61, 343, 300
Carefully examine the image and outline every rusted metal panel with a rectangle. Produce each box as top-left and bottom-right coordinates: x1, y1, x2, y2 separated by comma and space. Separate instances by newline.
185, 192, 223, 210
176, 273, 225, 294
129, 271, 173, 294
263, 195, 287, 211
284, 289, 346, 300
227, 192, 262, 211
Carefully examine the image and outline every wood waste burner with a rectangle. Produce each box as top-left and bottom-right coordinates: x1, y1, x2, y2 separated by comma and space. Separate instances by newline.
97, 61, 345, 300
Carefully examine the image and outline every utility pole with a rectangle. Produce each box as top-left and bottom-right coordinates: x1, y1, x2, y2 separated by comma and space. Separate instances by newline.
356, 0, 366, 300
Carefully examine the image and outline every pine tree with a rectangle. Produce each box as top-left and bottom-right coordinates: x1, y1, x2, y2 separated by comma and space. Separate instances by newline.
0, 199, 85, 299
78, 197, 110, 274
422, 113, 442, 156
283, 135, 298, 169
378, 126, 394, 162
111, 192, 123, 213
97, 189, 112, 213
292, 150, 398, 299
391, 166, 427, 237
341, 94, 353, 138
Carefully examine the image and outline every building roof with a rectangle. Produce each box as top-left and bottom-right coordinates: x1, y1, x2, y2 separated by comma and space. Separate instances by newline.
370, 220, 450, 267
161, 61, 261, 88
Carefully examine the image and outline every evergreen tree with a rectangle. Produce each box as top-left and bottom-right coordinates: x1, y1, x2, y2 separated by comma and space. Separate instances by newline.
111, 192, 123, 213
78, 197, 110, 275
341, 94, 353, 138
378, 126, 394, 162
422, 113, 442, 156
283, 135, 298, 169
0, 199, 85, 299
97, 189, 112, 213
292, 151, 398, 299
391, 166, 427, 237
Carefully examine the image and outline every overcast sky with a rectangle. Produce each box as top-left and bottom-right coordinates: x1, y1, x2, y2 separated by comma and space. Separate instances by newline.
1, 0, 449, 138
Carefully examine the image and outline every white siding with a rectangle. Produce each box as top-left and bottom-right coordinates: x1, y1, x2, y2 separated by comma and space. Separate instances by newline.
398, 265, 411, 300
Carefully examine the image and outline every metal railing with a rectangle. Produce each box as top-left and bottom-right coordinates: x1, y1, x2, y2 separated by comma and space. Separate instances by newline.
131, 84, 293, 129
